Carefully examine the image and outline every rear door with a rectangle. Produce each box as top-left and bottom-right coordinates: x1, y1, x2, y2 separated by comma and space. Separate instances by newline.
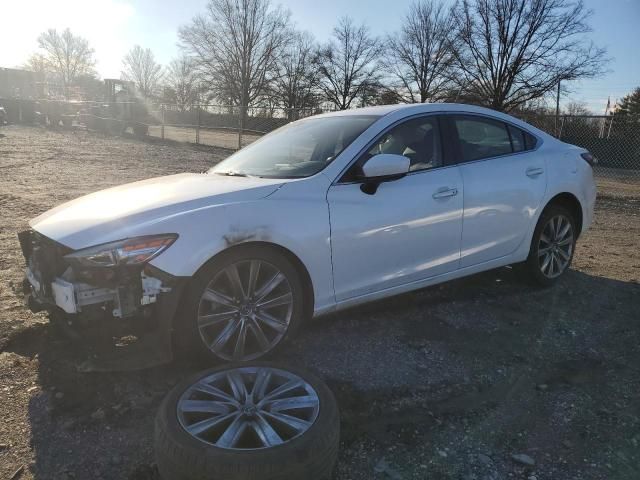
448, 114, 547, 268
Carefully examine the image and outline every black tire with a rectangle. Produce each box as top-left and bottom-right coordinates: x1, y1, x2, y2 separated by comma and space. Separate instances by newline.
176, 245, 307, 363
518, 204, 577, 287
154, 362, 340, 480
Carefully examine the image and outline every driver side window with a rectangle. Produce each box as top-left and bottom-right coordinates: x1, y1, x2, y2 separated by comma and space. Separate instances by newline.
363, 116, 443, 173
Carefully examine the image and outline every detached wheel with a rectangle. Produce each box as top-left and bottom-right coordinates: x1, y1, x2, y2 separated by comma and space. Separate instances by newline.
178, 246, 307, 362
519, 205, 577, 286
154, 363, 340, 480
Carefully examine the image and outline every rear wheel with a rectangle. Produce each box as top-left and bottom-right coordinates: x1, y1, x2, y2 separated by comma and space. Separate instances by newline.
519, 205, 577, 286
178, 247, 306, 362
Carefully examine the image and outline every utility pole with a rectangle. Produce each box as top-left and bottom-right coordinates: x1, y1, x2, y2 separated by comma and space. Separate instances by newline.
555, 80, 561, 137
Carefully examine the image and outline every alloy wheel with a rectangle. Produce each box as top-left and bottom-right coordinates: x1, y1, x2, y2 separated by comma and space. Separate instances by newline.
197, 260, 293, 361
177, 366, 320, 449
538, 214, 574, 278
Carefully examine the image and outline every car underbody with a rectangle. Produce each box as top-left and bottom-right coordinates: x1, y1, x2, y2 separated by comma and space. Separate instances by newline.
18, 229, 187, 371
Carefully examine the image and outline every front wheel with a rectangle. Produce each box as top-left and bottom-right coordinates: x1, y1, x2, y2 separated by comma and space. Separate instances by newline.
178, 247, 306, 362
518, 205, 577, 286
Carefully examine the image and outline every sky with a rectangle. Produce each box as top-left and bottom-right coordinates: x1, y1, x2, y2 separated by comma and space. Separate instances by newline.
1, 0, 637, 112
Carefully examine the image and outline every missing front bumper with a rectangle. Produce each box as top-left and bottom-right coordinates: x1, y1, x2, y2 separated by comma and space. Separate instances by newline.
18, 229, 188, 371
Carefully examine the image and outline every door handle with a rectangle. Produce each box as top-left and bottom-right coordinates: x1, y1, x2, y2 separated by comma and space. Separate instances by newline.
526, 167, 544, 178
432, 187, 458, 199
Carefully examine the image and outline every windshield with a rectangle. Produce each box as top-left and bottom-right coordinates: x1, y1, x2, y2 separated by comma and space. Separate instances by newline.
209, 115, 379, 178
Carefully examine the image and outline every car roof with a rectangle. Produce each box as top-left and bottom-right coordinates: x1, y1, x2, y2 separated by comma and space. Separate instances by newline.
318, 103, 515, 118
315, 103, 555, 141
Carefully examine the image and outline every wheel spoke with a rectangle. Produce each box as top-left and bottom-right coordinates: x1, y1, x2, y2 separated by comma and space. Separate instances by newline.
227, 371, 248, 402
553, 217, 563, 241
257, 292, 292, 310
249, 319, 271, 352
540, 252, 552, 273
262, 411, 312, 432
202, 288, 236, 309
255, 272, 285, 302
198, 310, 237, 329
247, 260, 261, 298
193, 382, 239, 404
225, 264, 246, 300
251, 369, 272, 402
540, 232, 551, 245
180, 400, 232, 414
548, 219, 556, 239
538, 246, 552, 257
255, 311, 287, 333
260, 379, 303, 403
186, 413, 237, 436
211, 319, 241, 352
266, 395, 319, 412
557, 220, 571, 241
216, 416, 246, 448
558, 236, 573, 246
253, 413, 283, 447
233, 321, 248, 360
557, 247, 570, 262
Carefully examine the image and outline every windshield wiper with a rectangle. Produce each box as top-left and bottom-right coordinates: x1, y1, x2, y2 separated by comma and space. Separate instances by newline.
214, 171, 250, 177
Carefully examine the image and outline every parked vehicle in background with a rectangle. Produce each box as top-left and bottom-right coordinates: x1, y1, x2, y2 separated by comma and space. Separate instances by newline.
18, 103, 597, 367
0, 104, 7, 125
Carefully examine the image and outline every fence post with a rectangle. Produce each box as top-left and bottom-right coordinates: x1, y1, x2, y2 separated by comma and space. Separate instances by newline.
161, 105, 165, 140
237, 106, 244, 150
196, 106, 201, 144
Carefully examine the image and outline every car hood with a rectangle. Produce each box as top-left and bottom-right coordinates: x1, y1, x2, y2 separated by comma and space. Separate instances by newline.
30, 173, 285, 249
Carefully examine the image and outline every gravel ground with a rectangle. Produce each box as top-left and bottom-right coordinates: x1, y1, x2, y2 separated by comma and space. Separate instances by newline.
1, 124, 639, 480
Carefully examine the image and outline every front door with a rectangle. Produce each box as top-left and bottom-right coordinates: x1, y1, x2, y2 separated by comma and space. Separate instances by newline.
327, 115, 464, 301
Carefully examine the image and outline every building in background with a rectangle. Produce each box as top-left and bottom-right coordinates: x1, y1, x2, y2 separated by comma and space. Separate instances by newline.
0, 68, 45, 99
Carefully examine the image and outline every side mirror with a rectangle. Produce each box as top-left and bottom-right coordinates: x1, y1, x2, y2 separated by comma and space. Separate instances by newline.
361, 153, 410, 180
359, 153, 410, 195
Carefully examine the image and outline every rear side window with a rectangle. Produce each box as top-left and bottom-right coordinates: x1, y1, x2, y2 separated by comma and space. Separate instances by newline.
453, 116, 512, 162
508, 125, 525, 152
523, 130, 538, 150
508, 124, 538, 152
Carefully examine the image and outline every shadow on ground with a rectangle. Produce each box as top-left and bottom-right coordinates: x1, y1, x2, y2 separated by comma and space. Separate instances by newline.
5, 266, 638, 479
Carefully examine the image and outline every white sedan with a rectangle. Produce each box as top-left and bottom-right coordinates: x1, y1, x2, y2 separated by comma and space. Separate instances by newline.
20, 103, 597, 365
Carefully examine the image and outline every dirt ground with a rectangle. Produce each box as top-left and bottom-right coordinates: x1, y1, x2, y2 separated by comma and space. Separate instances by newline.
1, 124, 639, 480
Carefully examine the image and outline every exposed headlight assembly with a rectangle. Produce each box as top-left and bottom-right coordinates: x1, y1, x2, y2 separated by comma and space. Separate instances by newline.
64, 234, 178, 268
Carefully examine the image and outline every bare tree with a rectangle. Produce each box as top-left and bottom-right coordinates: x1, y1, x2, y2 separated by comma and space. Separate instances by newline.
179, 0, 290, 109
564, 100, 591, 116
165, 56, 201, 111
385, 0, 457, 103
121, 46, 164, 98
37, 28, 95, 97
271, 31, 319, 118
452, 0, 608, 111
315, 17, 382, 110
24, 53, 50, 78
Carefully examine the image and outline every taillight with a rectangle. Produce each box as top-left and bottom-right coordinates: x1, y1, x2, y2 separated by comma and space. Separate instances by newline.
580, 152, 597, 167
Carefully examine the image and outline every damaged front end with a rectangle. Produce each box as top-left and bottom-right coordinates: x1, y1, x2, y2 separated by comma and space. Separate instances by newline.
18, 230, 187, 371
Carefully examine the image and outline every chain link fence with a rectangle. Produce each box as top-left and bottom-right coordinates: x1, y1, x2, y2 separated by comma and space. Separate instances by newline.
2, 98, 638, 181
517, 113, 640, 178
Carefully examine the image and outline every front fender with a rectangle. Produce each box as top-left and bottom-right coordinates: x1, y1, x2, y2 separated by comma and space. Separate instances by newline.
149, 176, 335, 314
